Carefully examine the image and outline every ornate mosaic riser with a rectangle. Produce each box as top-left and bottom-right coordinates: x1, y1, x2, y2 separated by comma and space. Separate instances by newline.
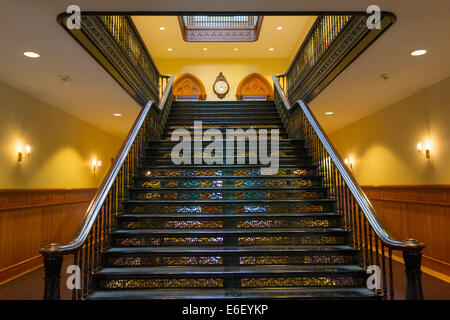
102, 278, 223, 289
142, 168, 314, 177
120, 219, 335, 229
134, 191, 322, 201
130, 204, 327, 214
100, 276, 362, 289
140, 179, 319, 188
107, 255, 353, 267
109, 256, 223, 266
241, 276, 363, 288
115, 236, 346, 247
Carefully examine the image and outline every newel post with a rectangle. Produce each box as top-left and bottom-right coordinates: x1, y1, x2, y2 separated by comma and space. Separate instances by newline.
40, 243, 63, 300
402, 239, 425, 300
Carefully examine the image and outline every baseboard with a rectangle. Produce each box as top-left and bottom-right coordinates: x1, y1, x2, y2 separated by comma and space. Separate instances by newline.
0, 255, 43, 285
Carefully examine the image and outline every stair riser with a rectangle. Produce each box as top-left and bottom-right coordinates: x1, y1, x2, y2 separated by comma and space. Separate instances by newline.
103, 252, 359, 267
129, 189, 328, 201
124, 202, 335, 215
95, 273, 366, 290
146, 140, 304, 149
111, 233, 350, 247
134, 177, 323, 189
118, 216, 342, 229
142, 158, 311, 166
138, 168, 316, 178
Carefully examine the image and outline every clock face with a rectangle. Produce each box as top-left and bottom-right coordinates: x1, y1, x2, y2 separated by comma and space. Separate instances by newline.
214, 80, 228, 94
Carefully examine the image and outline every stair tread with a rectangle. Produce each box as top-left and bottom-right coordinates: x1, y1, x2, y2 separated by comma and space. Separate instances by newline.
113, 227, 348, 234
125, 199, 332, 204
89, 287, 378, 300
129, 187, 326, 192
97, 265, 365, 276
104, 245, 357, 254
118, 212, 338, 219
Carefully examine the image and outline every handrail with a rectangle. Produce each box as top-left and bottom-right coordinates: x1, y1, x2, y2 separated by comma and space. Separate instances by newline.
273, 75, 425, 300
40, 76, 174, 300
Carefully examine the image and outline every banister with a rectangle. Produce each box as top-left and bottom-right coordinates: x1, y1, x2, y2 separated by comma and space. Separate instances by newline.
40, 76, 174, 299
273, 75, 425, 300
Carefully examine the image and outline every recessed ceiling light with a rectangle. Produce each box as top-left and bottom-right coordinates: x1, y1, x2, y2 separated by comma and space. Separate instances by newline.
411, 49, 427, 56
269, 48, 274, 51
276, 26, 283, 30
113, 113, 122, 117
325, 112, 334, 115
234, 48, 238, 51
167, 48, 173, 51
203, 48, 208, 51
24, 51, 40, 58
160, 27, 165, 30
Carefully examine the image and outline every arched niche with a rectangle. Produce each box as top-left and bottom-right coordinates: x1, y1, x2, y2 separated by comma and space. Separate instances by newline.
173, 73, 207, 101
236, 73, 273, 101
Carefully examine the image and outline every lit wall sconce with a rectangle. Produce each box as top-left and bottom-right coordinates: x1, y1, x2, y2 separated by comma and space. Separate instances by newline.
417, 141, 431, 159
344, 157, 354, 169
92, 159, 102, 173
17, 144, 31, 163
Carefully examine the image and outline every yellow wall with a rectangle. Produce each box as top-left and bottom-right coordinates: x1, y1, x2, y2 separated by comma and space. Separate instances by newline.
0, 80, 122, 189
155, 58, 289, 101
330, 76, 450, 185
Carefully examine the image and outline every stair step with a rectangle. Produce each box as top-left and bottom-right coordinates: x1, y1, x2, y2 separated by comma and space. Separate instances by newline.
89, 287, 380, 300
134, 176, 323, 189
97, 265, 365, 275
111, 228, 350, 247
94, 265, 366, 290
128, 189, 328, 201
138, 167, 317, 178
103, 245, 360, 267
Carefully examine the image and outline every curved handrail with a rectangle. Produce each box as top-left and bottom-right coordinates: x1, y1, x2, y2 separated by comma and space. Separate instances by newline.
40, 76, 174, 256
273, 76, 424, 252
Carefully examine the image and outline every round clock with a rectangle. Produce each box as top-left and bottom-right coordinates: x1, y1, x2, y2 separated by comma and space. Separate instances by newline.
213, 72, 229, 99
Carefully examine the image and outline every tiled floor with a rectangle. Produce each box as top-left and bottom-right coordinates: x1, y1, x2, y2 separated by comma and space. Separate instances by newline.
0, 257, 448, 300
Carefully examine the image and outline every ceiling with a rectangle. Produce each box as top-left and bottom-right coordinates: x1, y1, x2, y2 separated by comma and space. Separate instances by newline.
132, 16, 311, 59
0, 0, 449, 138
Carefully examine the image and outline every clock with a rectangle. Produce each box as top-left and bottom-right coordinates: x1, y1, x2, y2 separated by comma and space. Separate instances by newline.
213, 72, 229, 99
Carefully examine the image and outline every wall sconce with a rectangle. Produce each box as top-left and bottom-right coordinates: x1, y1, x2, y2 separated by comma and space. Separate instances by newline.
344, 157, 354, 169
17, 144, 31, 163
92, 159, 102, 173
417, 141, 431, 159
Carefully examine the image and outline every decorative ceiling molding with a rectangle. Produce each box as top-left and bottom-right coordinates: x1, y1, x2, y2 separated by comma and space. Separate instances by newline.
236, 73, 273, 101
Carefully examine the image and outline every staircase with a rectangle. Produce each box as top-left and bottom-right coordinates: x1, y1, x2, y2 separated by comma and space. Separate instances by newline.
88, 101, 379, 300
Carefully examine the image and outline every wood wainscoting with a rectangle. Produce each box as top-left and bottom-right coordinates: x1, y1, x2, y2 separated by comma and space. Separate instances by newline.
362, 185, 450, 279
0, 188, 96, 284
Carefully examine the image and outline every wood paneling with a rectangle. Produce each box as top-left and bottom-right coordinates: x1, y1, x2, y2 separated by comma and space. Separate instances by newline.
362, 185, 450, 277
0, 189, 96, 283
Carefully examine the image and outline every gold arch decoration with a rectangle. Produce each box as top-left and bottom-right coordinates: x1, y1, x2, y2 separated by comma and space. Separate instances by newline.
173, 73, 207, 101
236, 73, 273, 101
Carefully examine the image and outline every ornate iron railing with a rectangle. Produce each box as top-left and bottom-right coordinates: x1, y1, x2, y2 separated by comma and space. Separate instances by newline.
284, 13, 396, 103
273, 75, 425, 300
57, 14, 160, 106
40, 77, 174, 300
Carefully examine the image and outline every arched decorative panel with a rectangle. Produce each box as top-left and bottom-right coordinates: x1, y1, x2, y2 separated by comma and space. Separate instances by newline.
236, 73, 273, 101
173, 73, 207, 101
